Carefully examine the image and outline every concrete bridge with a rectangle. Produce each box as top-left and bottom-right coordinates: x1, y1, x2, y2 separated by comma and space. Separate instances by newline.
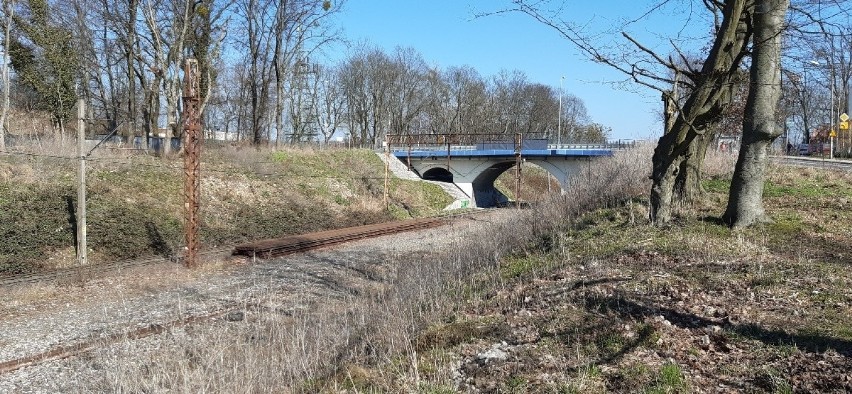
386, 134, 622, 208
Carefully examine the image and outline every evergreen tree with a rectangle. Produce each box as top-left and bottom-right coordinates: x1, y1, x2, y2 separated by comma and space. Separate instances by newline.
8, 0, 79, 128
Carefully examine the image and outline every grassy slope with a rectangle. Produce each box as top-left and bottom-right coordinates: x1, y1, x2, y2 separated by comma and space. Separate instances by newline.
0, 145, 453, 274
344, 163, 852, 393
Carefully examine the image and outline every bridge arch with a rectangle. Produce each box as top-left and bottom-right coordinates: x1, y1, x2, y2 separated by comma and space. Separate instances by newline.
392, 142, 611, 208
412, 158, 582, 208
422, 167, 453, 183
471, 161, 514, 207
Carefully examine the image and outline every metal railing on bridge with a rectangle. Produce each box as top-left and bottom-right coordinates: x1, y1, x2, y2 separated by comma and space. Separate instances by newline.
385, 133, 635, 152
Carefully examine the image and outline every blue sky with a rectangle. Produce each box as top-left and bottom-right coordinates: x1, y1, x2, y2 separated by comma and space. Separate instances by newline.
326, 1, 713, 141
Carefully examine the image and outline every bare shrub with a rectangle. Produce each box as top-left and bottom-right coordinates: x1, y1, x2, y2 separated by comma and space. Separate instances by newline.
514, 142, 654, 243
76, 144, 656, 392
702, 147, 738, 178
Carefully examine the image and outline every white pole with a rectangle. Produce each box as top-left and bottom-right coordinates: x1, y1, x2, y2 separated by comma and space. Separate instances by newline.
557, 76, 564, 147
76, 98, 87, 266
831, 79, 835, 159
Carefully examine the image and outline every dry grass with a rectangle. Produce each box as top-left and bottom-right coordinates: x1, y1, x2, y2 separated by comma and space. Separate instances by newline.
1, 139, 448, 273
16, 141, 837, 392
64, 144, 655, 393
701, 147, 738, 178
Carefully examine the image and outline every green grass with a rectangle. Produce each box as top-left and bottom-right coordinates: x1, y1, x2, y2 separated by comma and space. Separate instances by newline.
415, 317, 507, 351
501, 256, 542, 279
644, 362, 686, 393
417, 383, 456, 394
763, 180, 833, 198
311, 165, 852, 393
504, 375, 528, 393
702, 177, 730, 194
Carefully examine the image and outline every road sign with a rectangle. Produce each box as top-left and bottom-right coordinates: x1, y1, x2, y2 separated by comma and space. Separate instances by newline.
830, 129, 838, 137
840, 121, 849, 130
841, 113, 850, 122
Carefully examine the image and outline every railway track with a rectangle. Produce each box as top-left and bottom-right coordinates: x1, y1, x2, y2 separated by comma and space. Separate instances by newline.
0, 217, 455, 289
0, 305, 238, 375
233, 218, 445, 259
0, 214, 483, 375
0, 247, 232, 288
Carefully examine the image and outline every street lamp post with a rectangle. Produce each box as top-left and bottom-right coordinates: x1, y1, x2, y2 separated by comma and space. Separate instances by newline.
557, 76, 564, 147
830, 69, 836, 159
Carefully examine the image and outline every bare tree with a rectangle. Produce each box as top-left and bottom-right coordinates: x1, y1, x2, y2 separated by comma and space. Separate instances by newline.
488, 1, 753, 224
270, 0, 340, 145
723, 0, 789, 228
68, 0, 122, 136
561, 93, 590, 143
98, 0, 145, 146
127, 0, 140, 146
232, 0, 273, 144
447, 66, 489, 135
140, 0, 200, 155
488, 69, 532, 135
339, 46, 393, 147
313, 64, 344, 143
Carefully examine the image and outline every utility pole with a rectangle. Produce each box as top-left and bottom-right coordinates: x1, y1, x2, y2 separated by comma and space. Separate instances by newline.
76, 98, 87, 266
182, 59, 201, 268
384, 137, 390, 210
558, 76, 564, 147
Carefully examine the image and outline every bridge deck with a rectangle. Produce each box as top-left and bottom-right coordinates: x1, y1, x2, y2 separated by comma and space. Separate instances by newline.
392, 147, 613, 158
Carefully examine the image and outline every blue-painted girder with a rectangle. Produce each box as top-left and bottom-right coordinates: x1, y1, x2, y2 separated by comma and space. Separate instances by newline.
392, 148, 613, 159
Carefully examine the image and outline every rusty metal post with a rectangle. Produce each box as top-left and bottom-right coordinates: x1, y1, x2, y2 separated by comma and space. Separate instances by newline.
515, 133, 522, 209
407, 139, 412, 170
182, 59, 201, 268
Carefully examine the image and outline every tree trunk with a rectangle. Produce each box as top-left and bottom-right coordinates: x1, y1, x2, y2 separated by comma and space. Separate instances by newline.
649, 0, 752, 224
0, 0, 11, 151
674, 130, 713, 203
141, 75, 161, 152
723, 0, 789, 228
273, 2, 285, 148
127, 0, 139, 148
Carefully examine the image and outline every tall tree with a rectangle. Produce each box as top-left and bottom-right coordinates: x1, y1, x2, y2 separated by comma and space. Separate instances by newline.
650, 0, 753, 223
127, 0, 140, 146
723, 0, 790, 228
561, 93, 590, 143
140, 0, 200, 155
236, 0, 273, 144
9, 0, 80, 131
273, 0, 338, 145
497, 0, 754, 224
339, 46, 393, 147
313, 64, 344, 143
387, 47, 429, 137
0, 0, 12, 150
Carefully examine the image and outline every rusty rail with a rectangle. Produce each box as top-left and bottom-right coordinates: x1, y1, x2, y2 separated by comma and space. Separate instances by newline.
0, 217, 455, 375
233, 218, 445, 259
0, 248, 233, 288
0, 305, 238, 375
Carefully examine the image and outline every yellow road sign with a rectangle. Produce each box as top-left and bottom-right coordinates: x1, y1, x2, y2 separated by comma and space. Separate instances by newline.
840, 121, 849, 130
830, 129, 838, 137
841, 112, 850, 122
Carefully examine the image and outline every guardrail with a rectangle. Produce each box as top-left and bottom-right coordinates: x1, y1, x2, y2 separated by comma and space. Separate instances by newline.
386, 140, 636, 152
